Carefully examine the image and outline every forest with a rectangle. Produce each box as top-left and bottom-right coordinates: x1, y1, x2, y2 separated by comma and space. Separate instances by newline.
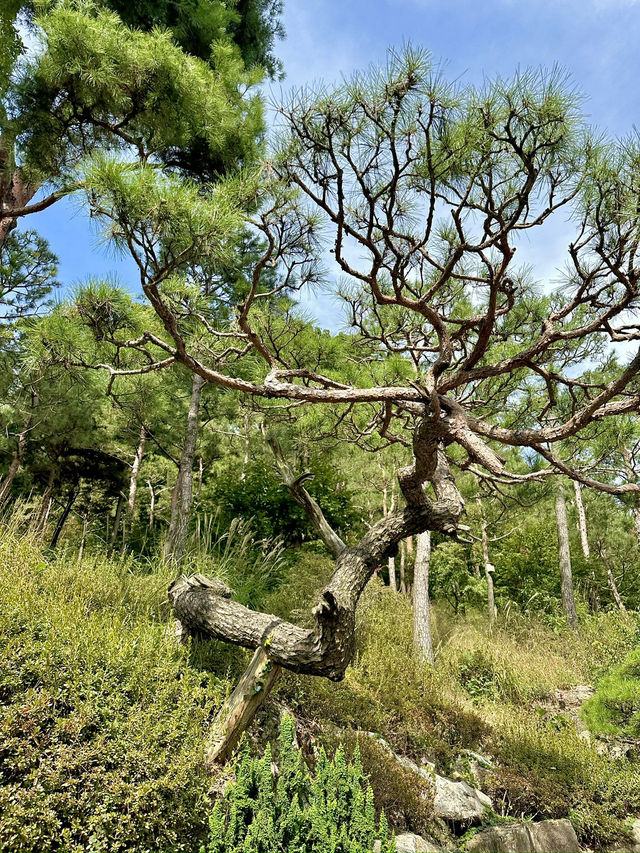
1, 1, 640, 852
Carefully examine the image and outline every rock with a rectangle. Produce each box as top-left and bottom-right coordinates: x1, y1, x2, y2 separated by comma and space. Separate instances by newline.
395, 832, 444, 852
368, 734, 492, 824
465, 819, 580, 853
432, 773, 492, 823
373, 835, 445, 853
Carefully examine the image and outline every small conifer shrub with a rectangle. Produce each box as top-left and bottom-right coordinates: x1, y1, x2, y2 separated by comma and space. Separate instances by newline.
203, 715, 393, 853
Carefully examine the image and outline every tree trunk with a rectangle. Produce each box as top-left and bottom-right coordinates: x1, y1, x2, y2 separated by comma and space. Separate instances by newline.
598, 542, 626, 611
399, 540, 407, 594
107, 494, 124, 558
163, 373, 205, 566
573, 480, 590, 560
206, 648, 281, 766
555, 479, 579, 631
267, 435, 345, 558
0, 142, 37, 248
78, 516, 88, 563
147, 480, 156, 527
50, 487, 77, 548
0, 402, 36, 506
413, 530, 434, 664
128, 424, 147, 517
170, 424, 463, 764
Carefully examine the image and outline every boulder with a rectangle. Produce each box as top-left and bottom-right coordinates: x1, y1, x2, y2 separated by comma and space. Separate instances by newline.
369, 734, 492, 824
465, 819, 580, 853
395, 832, 445, 852
433, 773, 492, 823
373, 834, 444, 853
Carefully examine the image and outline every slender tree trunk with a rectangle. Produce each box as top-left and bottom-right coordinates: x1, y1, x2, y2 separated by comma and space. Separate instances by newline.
206, 648, 281, 766
573, 480, 590, 560
163, 374, 205, 566
0, 400, 36, 506
147, 480, 156, 527
78, 516, 88, 563
555, 479, 579, 630
475, 495, 496, 625
107, 494, 123, 558
128, 424, 147, 517
387, 476, 398, 592
241, 411, 250, 481
34, 468, 56, 535
598, 542, 626, 611
267, 436, 345, 558
399, 540, 407, 594
50, 487, 77, 548
413, 530, 434, 664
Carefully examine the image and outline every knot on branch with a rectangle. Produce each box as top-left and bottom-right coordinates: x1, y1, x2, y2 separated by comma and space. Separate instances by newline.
168, 573, 234, 603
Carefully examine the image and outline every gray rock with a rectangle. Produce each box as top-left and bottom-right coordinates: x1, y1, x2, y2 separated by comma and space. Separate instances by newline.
395, 832, 444, 852
368, 734, 492, 824
433, 773, 492, 823
465, 819, 580, 853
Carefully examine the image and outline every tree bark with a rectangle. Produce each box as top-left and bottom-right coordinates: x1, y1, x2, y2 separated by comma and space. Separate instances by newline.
0, 142, 37, 248
107, 493, 123, 558
50, 487, 77, 548
413, 530, 434, 664
573, 480, 590, 560
555, 479, 579, 630
169, 501, 461, 682
476, 497, 497, 626
78, 516, 88, 563
267, 435, 346, 558
163, 373, 205, 566
206, 648, 281, 766
128, 424, 147, 517
598, 542, 626, 611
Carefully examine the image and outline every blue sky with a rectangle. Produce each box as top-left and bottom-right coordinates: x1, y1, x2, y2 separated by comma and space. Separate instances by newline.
26, 0, 640, 325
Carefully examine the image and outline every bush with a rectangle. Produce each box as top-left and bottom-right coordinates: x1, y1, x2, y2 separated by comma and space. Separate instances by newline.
0, 530, 233, 853
581, 647, 640, 738
204, 715, 393, 853
487, 711, 640, 847
325, 731, 437, 839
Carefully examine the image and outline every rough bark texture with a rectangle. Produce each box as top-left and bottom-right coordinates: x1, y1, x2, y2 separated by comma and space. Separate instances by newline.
413, 530, 434, 664
573, 480, 590, 560
0, 143, 37, 248
163, 373, 205, 565
555, 480, 578, 630
170, 500, 461, 681
267, 436, 345, 558
205, 648, 280, 766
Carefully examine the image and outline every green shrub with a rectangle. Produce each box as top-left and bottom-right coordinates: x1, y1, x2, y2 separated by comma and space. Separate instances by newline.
581, 647, 640, 737
0, 531, 234, 853
325, 731, 437, 839
487, 711, 640, 847
204, 715, 393, 853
